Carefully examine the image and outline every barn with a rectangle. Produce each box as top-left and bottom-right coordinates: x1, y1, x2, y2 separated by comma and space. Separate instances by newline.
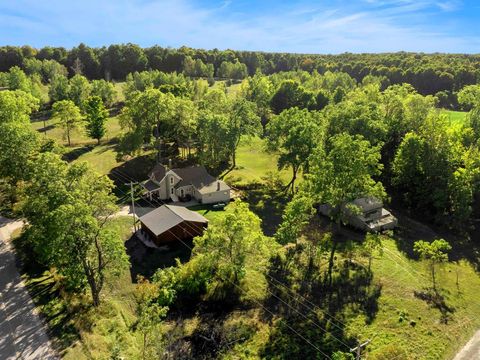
138, 205, 208, 246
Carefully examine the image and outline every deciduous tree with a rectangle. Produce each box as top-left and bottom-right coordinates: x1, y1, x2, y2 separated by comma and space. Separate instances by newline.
193, 200, 277, 300
266, 107, 325, 193
414, 239, 451, 291
21, 153, 129, 306
52, 100, 83, 146
84, 96, 108, 144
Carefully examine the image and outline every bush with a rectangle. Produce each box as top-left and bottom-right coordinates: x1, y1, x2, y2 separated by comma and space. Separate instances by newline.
371, 344, 407, 360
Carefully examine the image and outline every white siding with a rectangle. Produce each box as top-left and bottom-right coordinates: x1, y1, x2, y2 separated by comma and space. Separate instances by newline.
200, 190, 230, 204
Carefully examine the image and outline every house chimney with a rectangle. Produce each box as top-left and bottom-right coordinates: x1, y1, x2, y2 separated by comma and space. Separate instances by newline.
217, 181, 220, 191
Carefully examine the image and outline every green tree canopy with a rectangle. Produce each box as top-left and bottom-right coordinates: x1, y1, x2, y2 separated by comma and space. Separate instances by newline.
119, 88, 176, 158
20, 153, 129, 306
84, 96, 108, 144
69, 74, 91, 108
414, 239, 451, 291
266, 107, 325, 193
192, 200, 278, 300
270, 80, 315, 114
52, 99, 83, 146
91, 79, 117, 107
305, 133, 385, 226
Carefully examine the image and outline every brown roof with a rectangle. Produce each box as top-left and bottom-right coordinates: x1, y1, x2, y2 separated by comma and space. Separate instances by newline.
139, 205, 208, 236
149, 164, 167, 182
172, 166, 217, 189
147, 164, 230, 193
143, 179, 160, 192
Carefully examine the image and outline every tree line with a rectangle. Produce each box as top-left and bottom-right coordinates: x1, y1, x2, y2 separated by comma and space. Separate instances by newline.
1, 44, 480, 105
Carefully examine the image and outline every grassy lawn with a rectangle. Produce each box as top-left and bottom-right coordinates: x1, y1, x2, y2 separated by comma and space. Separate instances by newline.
32, 115, 123, 147
113, 82, 126, 103
70, 144, 123, 175
347, 237, 480, 359
442, 110, 468, 126
31, 115, 126, 175
189, 203, 231, 223
223, 137, 292, 186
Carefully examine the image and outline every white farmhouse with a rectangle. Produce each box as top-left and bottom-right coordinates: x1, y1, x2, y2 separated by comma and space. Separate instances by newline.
142, 164, 231, 204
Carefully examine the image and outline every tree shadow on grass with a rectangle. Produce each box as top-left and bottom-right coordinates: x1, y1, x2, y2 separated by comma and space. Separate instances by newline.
24, 276, 81, 350
62, 145, 94, 162
259, 239, 381, 358
110, 153, 157, 184
162, 299, 259, 360
125, 234, 192, 281
36, 124, 56, 133
12, 233, 81, 353
391, 210, 480, 274
236, 182, 290, 237
414, 289, 455, 324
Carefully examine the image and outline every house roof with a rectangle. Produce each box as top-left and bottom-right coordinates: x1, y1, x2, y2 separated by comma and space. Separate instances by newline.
143, 179, 160, 192
149, 164, 167, 182
139, 205, 208, 236
352, 197, 383, 213
172, 165, 230, 192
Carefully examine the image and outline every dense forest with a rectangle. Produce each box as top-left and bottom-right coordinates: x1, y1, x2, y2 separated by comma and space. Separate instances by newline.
1, 43, 480, 359
1, 43, 480, 109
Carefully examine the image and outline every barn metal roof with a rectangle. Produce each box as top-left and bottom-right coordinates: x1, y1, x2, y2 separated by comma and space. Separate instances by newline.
139, 205, 208, 236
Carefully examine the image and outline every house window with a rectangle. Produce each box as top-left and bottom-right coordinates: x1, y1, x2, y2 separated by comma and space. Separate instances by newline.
170, 177, 174, 184
181, 189, 184, 197
171, 188, 174, 194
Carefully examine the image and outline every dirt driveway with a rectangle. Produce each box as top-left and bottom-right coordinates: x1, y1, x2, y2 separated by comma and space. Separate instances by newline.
0, 217, 58, 360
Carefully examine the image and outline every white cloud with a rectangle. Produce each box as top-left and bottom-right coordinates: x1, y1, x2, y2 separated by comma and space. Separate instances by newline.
0, 0, 476, 53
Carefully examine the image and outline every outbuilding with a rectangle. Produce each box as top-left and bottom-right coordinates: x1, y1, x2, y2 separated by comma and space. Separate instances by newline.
138, 205, 208, 246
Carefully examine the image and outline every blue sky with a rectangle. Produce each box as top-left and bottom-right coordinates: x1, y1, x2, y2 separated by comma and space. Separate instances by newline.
0, 0, 479, 53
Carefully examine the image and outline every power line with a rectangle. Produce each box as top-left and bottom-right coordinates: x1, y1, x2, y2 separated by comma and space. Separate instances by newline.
111, 167, 356, 351
160, 226, 333, 359
264, 272, 352, 333
170, 210, 352, 351
109, 169, 337, 356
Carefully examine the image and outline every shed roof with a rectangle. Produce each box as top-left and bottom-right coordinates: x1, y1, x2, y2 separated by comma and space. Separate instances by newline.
139, 205, 208, 236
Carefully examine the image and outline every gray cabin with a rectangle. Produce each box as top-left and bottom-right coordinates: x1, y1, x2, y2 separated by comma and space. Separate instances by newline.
318, 197, 397, 232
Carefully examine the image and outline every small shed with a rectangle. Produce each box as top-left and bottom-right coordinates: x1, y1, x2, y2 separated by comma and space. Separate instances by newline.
139, 205, 208, 246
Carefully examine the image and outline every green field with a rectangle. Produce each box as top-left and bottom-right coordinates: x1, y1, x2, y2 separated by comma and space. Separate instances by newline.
223, 137, 292, 186
443, 110, 468, 126
349, 237, 480, 359
31, 116, 123, 147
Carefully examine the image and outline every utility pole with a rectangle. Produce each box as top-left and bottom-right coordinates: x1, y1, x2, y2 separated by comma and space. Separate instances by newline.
350, 339, 371, 360
130, 181, 137, 232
